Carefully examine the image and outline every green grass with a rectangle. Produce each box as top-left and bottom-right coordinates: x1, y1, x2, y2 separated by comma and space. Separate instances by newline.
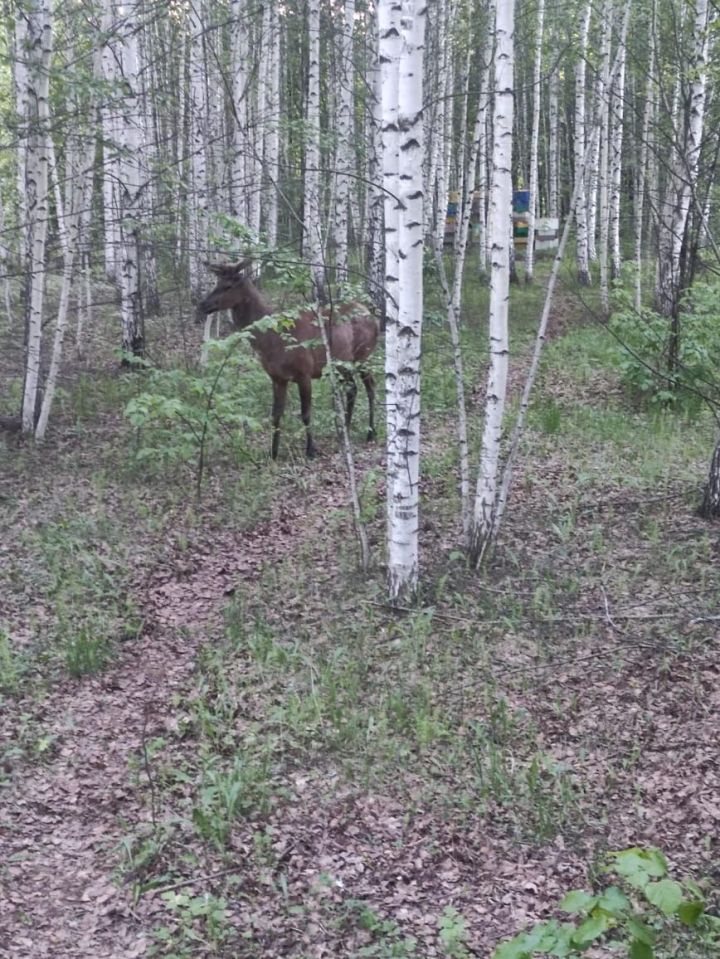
3, 258, 720, 954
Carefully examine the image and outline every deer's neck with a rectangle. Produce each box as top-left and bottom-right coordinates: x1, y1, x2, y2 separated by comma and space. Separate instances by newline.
231, 297, 269, 331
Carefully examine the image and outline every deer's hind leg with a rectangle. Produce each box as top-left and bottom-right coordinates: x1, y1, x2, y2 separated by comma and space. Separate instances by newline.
339, 368, 358, 428
297, 375, 318, 459
271, 379, 287, 460
360, 369, 376, 442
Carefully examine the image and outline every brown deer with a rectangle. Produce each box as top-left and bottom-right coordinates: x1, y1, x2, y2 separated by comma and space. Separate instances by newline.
196, 258, 379, 459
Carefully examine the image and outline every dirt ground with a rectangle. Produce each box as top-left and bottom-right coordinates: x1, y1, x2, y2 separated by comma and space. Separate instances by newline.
1, 290, 718, 958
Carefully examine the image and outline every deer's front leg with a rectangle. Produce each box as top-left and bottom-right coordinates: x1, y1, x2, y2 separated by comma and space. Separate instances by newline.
297, 376, 318, 458
271, 379, 287, 460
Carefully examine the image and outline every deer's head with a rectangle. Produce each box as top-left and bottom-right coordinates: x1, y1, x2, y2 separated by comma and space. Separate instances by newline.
196, 257, 255, 321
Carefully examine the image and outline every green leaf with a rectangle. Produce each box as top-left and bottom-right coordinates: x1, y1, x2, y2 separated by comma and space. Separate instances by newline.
610, 848, 667, 888
493, 934, 532, 959
677, 899, 705, 926
629, 940, 654, 959
559, 890, 597, 914
597, 886, 630, 916
546, 925, 577, 957
644, 879, 683, 916
571, 910, 614, 946
626, 918, 656, 945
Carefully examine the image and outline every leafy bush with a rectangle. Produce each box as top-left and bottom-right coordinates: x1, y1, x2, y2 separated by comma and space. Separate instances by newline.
125, 334, 261, 485
610, 281, 720, 414
494, 847, 719, 958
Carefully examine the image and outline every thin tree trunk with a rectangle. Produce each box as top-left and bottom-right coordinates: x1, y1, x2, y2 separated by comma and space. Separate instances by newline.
492, 11, 631, 543
609, 10, 629, 282
332, 0, 355, 282
304, 0, 325, 301
119, 0, 144, 361
525, 0, 544, 282
470, 0, 514, 565
37, 142, 90, 440
21, 0, 53, 435
548, 48, 560, 219
265, 2, 281, 248
700, 435, 720, 518
597, 0, 614, 315
655, 0, 710, 324
189, 0, 209, 300
634, 0, 655, 312
367, 5, 385, 314
230, 0, 249, 227
574, 4, 592, 285
383, 0, 426, 603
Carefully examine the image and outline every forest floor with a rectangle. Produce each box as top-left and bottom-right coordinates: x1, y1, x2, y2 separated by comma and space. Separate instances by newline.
1, 264, 719, 958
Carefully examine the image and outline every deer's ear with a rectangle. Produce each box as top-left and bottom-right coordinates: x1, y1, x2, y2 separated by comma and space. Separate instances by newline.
205, 261, 224, 276
228, 257, 253, 274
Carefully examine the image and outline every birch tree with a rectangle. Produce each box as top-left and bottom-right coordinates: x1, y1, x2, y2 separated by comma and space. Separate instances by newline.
265, 2, 281, 248
118, 0, 144, 360
597, 0, 614, 314
634, 0, 656, 312
574, 4, 591, 285
366, 4, 386, 312
332, 0, 355, 281
13, 13, 29, 266
36, 141, 92, 440
655, 0, 710, 326
609, 8, 629, 282
382, 0, 426, 602
469, 0, 514, 565
524, 0, 544, 283
21, 0, 53, 435
304, 0, 325, 300
547, 43, 560, 219
230, 0, 249, 229
188, 0, 209, 300
99, 0, 122, 284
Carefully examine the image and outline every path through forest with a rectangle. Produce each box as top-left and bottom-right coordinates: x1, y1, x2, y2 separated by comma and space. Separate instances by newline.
0, 473, 357, 957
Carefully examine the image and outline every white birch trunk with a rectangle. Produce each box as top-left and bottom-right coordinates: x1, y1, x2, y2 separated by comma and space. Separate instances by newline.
98, 1, 121, 284
435, 81, 487, 543
304, 0, 325, 299
118, 0, 144, 360
249, 3, 270, 240
14, 15, 29, 264
367, 3, 386, 313
492, 13, 630, 542
597, 0, 614, 314
656, 0, 710, 320
0, 190, 13, 327
453, 47, 471, 255
379, 0, 402, 477
477, 27, 493, 275
609, 11, 628, 282
634, 1, 655, 311
75, 136, 95, 357
548, 47, 559, 218
21, 0, 53, 435
230, 0, 249, 227
470, 0, 514, 564
332, 0, 355, 281
189, 1, 209, 300
524, 0, 544, 282
386, 0, 426, 602
36, 142, 91, 440
574, 4, 591, 285
424, 0, 445, 238
265, 2, 281, 248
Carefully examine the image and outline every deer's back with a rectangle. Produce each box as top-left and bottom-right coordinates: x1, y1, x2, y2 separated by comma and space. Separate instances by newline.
259, 303, 378, 382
